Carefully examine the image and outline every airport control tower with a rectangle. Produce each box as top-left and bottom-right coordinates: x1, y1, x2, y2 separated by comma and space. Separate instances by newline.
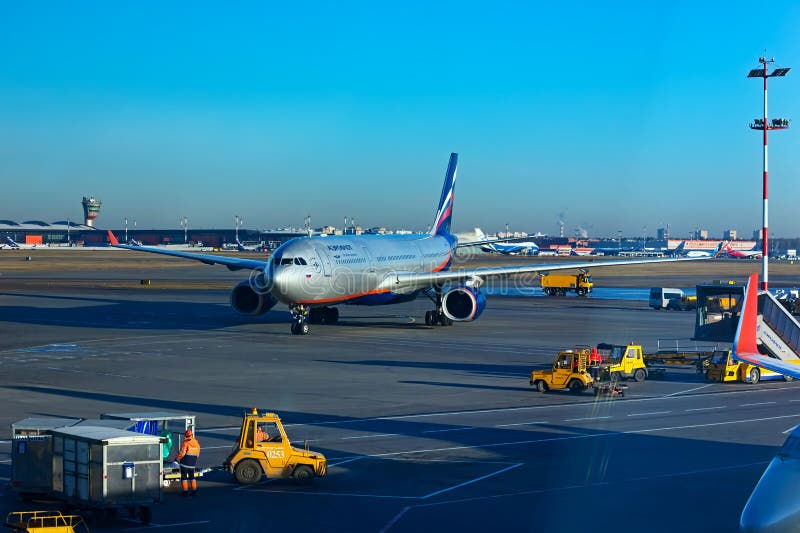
81, 196, 102, 227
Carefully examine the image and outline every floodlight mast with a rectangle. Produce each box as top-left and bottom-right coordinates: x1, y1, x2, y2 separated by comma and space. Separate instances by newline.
748, 56, 790, 290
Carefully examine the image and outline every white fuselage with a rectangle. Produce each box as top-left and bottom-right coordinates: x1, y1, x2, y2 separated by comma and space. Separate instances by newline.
270, 233, 454, 305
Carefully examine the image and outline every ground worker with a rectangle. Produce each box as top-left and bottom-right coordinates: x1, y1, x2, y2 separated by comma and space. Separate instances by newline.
589, 347, 602, 380
177, 428, 201, 497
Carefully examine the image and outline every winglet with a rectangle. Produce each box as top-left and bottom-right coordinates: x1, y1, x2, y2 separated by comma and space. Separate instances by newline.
107, 230, 119, 245
732, 272, 759, 357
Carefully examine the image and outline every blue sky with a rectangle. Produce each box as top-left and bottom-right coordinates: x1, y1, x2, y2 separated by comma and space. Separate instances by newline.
1, 1, 799, 238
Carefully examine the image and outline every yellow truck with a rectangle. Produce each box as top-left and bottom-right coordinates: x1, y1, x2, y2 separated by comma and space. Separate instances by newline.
666, 295, 697, 311
224, 409, 327, 485
540, 273, 593, 296
597, 343, 664, 382
705, 351, 800, 384
530, 347, 595, 392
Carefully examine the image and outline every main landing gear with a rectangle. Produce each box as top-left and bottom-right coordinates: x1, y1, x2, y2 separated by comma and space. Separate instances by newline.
424, 287, 453, 327
290, 305, 340, 334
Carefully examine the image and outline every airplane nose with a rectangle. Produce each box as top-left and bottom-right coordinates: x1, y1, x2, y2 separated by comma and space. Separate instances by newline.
740, 458, 800, 532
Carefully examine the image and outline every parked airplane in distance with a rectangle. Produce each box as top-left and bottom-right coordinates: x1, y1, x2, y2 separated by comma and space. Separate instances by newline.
3, 236, 39, 249
236, 239, 264, 252
474, 228, 539, 255
685, 241, 725, 258
734, 272, 800, 532
109, 153, 707, 335
725, 243, 762, 259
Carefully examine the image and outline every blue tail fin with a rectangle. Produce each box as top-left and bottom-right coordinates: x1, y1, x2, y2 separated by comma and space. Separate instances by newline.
430, 153, 458, 236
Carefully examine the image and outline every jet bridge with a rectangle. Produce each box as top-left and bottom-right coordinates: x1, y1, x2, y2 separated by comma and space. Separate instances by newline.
693, 281, 800, 361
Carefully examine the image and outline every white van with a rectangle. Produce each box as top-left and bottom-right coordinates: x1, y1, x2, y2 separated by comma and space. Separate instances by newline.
649, 288, 684, 310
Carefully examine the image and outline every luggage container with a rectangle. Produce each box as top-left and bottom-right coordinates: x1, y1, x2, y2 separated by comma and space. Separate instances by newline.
100, 411, 204, 486
50, 426, 163, 525
11, 418, 80, 496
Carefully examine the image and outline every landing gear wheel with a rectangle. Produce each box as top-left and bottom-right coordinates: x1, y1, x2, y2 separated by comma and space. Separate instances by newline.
749, 368, 760, 384
293, 465, 314, 485
425, 311, 434, 326
439, 313, 453, 326
291, 321, 309, 335
234, 459, 262, 484
536, 380, 548, 393
632, 368, 646, 382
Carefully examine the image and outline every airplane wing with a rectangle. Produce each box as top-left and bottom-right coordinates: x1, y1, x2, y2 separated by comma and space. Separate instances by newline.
731, 272, 800, 380
389, 255, 708, 291
107, 231, 267, 271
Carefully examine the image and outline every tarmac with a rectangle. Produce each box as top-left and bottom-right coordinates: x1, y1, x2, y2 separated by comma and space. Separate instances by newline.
1, 254, 799, 532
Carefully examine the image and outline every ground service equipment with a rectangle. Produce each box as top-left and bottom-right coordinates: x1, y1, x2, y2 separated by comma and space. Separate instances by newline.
4, 511, 89, 533
224, 409, 327, 485
705, 350, 800, 383
666, 295, 697, 311
597, 344, 665, 382
530, 347, 594, 392
540, 273, 593, 296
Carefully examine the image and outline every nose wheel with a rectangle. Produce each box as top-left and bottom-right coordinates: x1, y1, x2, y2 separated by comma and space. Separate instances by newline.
289, 305, 310, 335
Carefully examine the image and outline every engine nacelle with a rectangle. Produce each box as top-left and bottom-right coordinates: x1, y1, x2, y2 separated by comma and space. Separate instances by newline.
230, 280, 278, 316
442, 286, 486, 322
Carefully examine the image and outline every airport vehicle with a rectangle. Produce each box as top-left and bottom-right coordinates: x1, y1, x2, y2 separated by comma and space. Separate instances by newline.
666, 294, 697, 311
649, 287, 684, 309
223, 409, 326, 485
4, 511, 89, 533
596, 343, 664, 382
530, 347, 594, 393
109, 153, 706, 335
540, 273, 593, 296
474, 228, 539, 255
705, 350, 799, 383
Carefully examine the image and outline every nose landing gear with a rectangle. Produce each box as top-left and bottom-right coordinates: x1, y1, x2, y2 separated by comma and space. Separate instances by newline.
289, 305, 310, 335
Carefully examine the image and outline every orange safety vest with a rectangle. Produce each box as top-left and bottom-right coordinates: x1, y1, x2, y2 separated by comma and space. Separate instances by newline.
178, 437, 201, 459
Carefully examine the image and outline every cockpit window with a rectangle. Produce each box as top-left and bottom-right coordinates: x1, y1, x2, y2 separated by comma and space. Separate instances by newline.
294, 258, 307, 265
280, 258, 294, 265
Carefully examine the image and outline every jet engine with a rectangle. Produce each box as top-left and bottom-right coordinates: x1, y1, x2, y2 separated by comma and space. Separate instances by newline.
230, 280, 278, 316
442, 286, 486, 321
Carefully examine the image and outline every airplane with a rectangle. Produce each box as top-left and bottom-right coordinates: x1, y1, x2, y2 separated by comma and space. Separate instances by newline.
3, 236, 38, 249
733, 273, 800, 532
109, 153, 707, 335
725, 243, 762, 259
473, 228, 539, 255
236, 239, 263, 252
662, 241, 686, 257
685, 241, 725, 258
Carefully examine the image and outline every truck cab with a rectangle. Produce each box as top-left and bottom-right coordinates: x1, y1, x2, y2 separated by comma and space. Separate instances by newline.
599, 344, 649, 382
530, 347, 594, 392
224, 409, 327, 484
705, 351, 799, 384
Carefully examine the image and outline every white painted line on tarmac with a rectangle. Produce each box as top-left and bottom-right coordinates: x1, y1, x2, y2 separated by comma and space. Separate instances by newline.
420, 462, 523, 499
664, 384, 712, 397
0, 460, 11, 463
790, 399, 800, 402
0, 440, 11, 444
564, 416, 611, 422
328, 457, 365, 468
494, 421, 548, 427
197, 426, 239, 433
326, 413, 800, 461
380, 506, 411, 533
201, 445, 232, 450
685, 406, 725, 412
741, 402, 777, 407
122, 520, 211, 530
627, 411, 671, 417
422, 427, 477, 433
341, 433, 399, 440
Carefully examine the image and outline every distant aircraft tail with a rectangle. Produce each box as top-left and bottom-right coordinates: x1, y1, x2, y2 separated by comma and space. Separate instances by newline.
107, 230, 119, 245
713, 241, 726, 257
674, 241, 686, 253
5, 236, 19, 247
474, 228, 487, 241
430, 153, 458, 236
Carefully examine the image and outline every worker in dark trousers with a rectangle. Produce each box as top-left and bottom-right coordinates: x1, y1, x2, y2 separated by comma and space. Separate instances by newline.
177, 428, 201, 496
